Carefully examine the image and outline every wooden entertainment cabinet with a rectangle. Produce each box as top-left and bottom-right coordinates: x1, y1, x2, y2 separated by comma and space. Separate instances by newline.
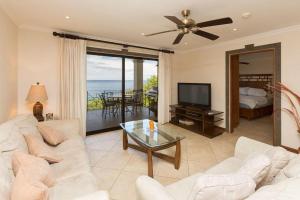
169, 105, 224, 138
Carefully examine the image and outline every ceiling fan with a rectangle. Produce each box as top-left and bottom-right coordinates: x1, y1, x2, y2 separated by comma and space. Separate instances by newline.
144, 10, 233, 45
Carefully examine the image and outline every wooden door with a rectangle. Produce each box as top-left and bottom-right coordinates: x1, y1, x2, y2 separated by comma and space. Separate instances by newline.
230, 54, 240, 132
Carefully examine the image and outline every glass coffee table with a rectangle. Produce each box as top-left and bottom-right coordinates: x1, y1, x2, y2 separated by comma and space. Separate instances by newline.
120, 119, 185, 177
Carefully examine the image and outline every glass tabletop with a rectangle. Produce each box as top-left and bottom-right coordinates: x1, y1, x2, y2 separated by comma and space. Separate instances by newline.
120, 119, 185, 148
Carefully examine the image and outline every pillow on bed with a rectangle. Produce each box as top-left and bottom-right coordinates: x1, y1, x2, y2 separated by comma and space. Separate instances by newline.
247, 88, 267, 97
240, 87, 249, 95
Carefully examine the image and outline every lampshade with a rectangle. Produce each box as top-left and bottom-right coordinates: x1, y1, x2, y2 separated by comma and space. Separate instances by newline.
26, 83, 48, 103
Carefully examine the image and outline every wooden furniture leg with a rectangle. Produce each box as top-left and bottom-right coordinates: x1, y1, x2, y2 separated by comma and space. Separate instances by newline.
175, 140, 181, 169
123, 130, 128, 150
147, 149, 153, 177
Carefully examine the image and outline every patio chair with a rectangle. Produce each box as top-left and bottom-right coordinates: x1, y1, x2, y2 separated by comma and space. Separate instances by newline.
99, 93, 119, 119
132, 89, 144, 113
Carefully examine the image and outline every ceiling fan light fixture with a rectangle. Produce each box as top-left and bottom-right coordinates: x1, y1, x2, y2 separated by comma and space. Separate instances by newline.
65, 16, 70, 20
233, 28, 238, 31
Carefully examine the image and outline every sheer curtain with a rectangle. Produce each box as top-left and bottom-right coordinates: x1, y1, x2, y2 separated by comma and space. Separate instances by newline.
158, 52, 173, 124
59, 38, 87, 137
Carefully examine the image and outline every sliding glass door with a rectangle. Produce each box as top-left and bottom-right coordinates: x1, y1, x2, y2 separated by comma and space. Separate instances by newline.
86, 54, 123, 132
124, 58, 158, 122
86, 53, 158, 133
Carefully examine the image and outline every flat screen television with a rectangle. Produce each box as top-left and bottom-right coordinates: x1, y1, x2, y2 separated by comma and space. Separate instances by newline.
178, 83, 211, 109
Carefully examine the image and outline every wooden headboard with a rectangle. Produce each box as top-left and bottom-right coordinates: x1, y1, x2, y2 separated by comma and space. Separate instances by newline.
239, 74, 273, 91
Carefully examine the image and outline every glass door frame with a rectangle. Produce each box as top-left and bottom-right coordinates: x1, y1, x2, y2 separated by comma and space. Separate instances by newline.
86, 51, 158, 135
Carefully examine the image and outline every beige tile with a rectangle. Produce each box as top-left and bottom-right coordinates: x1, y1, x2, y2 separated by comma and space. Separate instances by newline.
96, 151, 132, 170
154, 176, 179, 186
92, 167, 121, 190
188, 159, 217, 175
155, 159, 189, 179
123, 153, 159, 174
87, 139, 118, 151
87, 148, 107, 167
110, 171, 144, 200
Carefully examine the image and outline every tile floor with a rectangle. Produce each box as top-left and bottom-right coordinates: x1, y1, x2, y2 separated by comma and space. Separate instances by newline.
86, 116, 273, 200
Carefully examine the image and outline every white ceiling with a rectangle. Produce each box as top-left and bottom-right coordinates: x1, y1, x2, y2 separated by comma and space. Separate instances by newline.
1, 0, 300, 50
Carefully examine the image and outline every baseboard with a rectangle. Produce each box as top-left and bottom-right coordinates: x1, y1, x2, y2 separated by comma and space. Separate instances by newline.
280, 145, 299, 154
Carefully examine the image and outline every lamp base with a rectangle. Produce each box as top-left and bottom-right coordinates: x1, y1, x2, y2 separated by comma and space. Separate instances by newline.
33, 102, 44, 122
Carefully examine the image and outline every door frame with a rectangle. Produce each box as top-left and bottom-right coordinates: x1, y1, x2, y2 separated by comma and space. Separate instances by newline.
225, 43, 281, 146
86, 51, 159, 135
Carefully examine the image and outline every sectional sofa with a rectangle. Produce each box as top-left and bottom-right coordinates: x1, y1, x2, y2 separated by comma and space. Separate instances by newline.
0, 115, 109, 200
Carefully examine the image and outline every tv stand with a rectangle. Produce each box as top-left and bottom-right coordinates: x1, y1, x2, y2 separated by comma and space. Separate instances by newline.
169, 105, 224, 138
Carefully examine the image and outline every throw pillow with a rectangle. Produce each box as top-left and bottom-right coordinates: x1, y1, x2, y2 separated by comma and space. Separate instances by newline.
188, 173, 256, 200
238, 154, 271, 184
37, 123, 65, 146
12, 151, 55, 187
24, 134, 62, 164
258, 147, 289, 187
11, 168, 48, 200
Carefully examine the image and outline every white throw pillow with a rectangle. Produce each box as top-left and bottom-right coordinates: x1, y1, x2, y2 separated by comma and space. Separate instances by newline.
246, 176, 300, 200
258, 147, 290, 187
240, 87, 249, 95
238, 154, 271, 184
247, 88, 267, 97
188, 173, 256, 200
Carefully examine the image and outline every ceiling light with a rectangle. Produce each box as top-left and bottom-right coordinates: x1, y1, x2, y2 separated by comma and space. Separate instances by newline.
233, 28, 238, 31
65, 16, 71, 20
242, 12, 251, 19
141, 33, 145, 36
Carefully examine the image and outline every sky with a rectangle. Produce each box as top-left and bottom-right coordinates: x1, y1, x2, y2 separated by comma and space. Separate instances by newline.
87, 55, 158, 81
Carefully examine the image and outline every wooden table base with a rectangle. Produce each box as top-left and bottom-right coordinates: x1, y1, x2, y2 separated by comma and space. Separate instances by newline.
122, 130, 181, 177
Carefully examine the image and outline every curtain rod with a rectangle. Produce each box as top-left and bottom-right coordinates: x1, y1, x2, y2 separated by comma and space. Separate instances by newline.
53, 32, 174, 54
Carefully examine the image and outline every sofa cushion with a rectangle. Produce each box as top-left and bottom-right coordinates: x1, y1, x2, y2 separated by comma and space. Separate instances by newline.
0, 153, 12, 200
54, 136, 85, 157
11, 167, 49, 200
166, 172, 203, 200
187, 173, 256, 200
246, 176, 300, 200
51, 150, 91, 181
37, 124, 65, 146
136, 176, 175, 200
258, 147, 290, 187
24, 134, 62, 164
12, 151, 55, 187
48, 172, 98, 200
282, 155, 300, 178
238, 154, 271, 184
206, 157, 243, 174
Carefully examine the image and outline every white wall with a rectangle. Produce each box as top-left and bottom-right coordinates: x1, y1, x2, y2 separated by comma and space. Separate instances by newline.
0, 8, 18, 123
239, 51, 274, 74
173, 25, 300, 149
17, 28, 60, 117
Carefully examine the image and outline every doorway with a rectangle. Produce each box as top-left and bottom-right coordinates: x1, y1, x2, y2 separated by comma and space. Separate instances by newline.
226, 43, 281, 146
86, 53, 158, 134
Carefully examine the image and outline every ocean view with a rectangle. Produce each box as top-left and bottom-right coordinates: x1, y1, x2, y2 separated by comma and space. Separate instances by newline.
87, 80, 146, 97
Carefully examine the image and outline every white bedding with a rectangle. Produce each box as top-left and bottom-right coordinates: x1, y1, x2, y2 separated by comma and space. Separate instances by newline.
240, 95, 271, 109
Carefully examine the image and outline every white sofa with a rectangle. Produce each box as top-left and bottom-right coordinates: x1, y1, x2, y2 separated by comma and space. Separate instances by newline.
0, 115, 109, 200
136, 136, 300, 200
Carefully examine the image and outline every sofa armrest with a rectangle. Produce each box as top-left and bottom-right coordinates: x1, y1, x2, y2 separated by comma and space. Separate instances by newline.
136, 176, 175, 200
39, 119, 80, 139
234, 136, 273, 160
74, 191, 109, 200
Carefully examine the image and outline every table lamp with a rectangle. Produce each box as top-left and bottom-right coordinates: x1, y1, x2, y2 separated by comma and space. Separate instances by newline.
26, 82, 48, 122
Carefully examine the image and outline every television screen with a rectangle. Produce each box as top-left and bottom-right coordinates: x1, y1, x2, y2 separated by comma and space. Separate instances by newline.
178, 83, 211, 108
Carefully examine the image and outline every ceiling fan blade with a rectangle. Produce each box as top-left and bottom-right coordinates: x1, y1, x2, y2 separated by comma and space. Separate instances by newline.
240, 61, 250, 65
196, 17, 233, 28
192, 30, 219, 40
173, 33, 185, 45
144, 29, 177, 37
165, 16, 185, 26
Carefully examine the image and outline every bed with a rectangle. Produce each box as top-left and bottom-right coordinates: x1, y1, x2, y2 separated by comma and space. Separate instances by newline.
239, 74, 273, 120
